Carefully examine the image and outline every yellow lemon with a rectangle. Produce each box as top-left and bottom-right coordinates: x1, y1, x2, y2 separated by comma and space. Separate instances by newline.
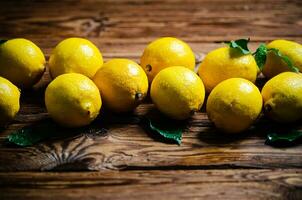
45, 73, 101, 127
198, 47, 258, 92
140, 37, 195, 82
207, 78, 262, 133
0, 76, 20, 126
49, 38, 103, 79
262, 40, 302, 79
261, 72, 302, 123
93, 59, 148, 112
151, 66, 205, 120
0, 39, 45, 88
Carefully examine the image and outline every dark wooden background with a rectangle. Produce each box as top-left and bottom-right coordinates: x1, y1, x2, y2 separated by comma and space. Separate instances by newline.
0, 0, 302, 199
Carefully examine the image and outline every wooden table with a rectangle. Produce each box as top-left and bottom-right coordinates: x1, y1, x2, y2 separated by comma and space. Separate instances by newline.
0, 0, 302, 199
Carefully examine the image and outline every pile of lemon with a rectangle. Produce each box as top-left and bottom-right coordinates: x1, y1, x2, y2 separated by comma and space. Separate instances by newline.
0, 37, 302, 134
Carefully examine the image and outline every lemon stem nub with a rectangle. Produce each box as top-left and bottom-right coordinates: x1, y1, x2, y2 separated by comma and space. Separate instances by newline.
146, 64, 152, 72
190, 109, 197, 115
264, 104, 272, 113
135, 93, 143, 101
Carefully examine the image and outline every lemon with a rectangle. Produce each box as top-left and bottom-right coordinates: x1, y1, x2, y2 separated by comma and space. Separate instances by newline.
262, 40, 302, 78
261, 72, 302, 123
198, 47, 258, 92
207, 78, 262, 133
45, 73, 101, 127
49, 38, 103, 79
0, 39, 45, 88
0, 77, 20, 126
151, 66, 205, 120
140, 37, 195, 82
93, 59, 148, 112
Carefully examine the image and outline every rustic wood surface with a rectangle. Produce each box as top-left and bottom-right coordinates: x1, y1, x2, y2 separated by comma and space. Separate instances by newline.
0, 0, 302, 199
1, 169, 302, 200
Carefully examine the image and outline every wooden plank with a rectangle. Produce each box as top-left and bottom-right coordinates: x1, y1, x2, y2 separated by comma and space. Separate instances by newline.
0, 169, 302, 199
0, 0, 301, 62
1, 102, 302, 171
0, 0, 300, 64
0, 0, 301, 42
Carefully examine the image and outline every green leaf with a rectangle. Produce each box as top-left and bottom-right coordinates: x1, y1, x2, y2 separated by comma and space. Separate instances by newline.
7, 121, 59, 147
226, 38, 251, 55
7, 119, 107, 147
268, 48, 299, 72
0, 39, 8, 45
148, 118, 183, 145
253, 43, 268, 70
265, 129, 302, 147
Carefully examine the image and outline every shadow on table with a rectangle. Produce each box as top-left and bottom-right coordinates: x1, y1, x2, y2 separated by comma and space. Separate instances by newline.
197, 116, 302, 148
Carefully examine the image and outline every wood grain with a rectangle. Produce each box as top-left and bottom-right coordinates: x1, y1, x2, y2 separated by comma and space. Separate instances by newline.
1, 103, 302, 171
0, 0, 301, 60
1, 169, 302, 200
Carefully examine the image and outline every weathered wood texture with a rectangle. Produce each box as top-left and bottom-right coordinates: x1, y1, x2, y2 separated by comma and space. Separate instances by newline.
1, 104, 302, 172
0, 0, 301, 60
1, 169, 302, 200
0, 0, 302, 199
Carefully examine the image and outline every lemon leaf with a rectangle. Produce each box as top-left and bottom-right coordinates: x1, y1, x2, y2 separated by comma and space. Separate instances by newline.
253, 43, 267, 70
6, 120, 106, 147
266, 129, 302, 147
7, 121, 59, 147
268, 48, 299, 73
0, 39, 7, 45
148, 118, 183, 145
226, 38, 251, 55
